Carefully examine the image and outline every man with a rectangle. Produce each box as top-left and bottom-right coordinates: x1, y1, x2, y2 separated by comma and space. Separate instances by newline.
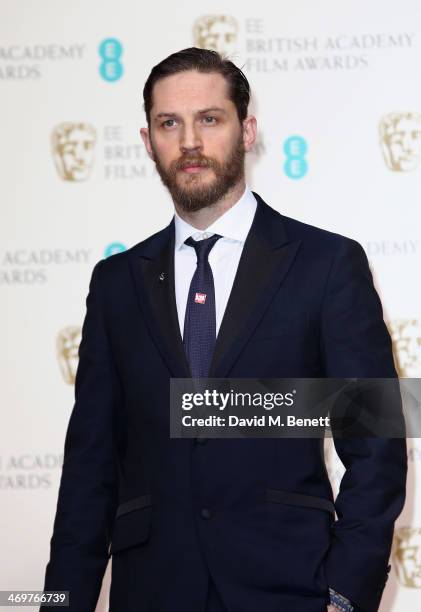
42, 48, 407, 612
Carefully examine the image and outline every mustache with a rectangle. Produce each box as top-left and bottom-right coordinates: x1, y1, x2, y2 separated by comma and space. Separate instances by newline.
174, 155, 218, 171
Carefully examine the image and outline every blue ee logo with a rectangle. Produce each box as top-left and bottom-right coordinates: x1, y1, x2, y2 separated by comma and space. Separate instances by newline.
104, 242, 127, 258
283, 136, 308, 180
99, 38, 124, 82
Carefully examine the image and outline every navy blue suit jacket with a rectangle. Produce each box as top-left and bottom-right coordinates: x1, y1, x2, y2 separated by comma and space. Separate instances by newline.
42, 193, 407, 612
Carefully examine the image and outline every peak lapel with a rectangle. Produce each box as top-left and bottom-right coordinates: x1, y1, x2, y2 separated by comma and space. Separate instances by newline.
128, 221, 191, 379
209, 194, 301, 378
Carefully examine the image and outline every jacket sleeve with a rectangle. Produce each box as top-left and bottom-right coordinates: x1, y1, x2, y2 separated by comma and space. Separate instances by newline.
41, 260, 121, 611
320, 238, 407, 612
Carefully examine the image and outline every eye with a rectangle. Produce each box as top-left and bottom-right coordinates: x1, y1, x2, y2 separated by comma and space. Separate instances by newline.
162, 119, 177, 128
202, 116, 217, 124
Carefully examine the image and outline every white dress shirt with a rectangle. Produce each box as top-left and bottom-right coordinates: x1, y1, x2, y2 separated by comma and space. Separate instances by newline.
174, 185, 257, 338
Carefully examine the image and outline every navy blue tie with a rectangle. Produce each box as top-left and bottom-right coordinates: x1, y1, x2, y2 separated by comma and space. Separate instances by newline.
183, 234, 222, 378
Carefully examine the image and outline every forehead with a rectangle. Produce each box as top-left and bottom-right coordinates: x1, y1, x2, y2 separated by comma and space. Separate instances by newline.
150, 70, 234, 114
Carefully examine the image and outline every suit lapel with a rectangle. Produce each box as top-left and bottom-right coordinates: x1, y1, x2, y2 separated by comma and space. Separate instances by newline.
128, 221, 191, 378
209, 193, 301, 377
128, 193, 301, 380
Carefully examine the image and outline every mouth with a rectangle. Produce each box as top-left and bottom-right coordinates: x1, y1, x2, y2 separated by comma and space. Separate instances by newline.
180, 165, 208, 174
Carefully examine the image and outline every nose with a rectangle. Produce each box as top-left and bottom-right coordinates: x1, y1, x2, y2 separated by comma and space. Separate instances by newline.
180, 121, 202, 154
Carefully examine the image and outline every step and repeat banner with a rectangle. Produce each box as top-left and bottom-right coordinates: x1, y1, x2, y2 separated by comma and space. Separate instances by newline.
1, 1, 421, 610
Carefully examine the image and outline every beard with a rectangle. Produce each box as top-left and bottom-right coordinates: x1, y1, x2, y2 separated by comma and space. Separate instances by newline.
151, 132, 245, 213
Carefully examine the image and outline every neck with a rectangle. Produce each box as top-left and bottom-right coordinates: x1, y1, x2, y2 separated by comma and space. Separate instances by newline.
174, 178, 246, 230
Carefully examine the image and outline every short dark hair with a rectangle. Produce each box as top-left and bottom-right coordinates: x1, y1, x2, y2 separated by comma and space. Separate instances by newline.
143, 47, 250, 126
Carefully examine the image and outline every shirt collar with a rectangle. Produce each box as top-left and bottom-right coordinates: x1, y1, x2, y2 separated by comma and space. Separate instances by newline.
174, 185, 257, 251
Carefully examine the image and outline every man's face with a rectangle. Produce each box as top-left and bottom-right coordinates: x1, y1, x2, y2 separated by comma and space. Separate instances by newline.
141, 70, 255, 212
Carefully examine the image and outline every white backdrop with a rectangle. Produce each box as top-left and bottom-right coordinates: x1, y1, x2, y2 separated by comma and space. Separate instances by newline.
1, 1, 421, 610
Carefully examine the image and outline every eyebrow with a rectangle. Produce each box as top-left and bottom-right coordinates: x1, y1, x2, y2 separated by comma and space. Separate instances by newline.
154, 107, 227, 120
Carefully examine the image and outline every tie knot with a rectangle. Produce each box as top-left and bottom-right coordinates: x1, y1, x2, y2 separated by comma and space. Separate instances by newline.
185, 234, 221, 262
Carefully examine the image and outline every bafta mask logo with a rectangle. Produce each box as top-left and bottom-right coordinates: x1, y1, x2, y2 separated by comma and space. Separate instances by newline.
51, 122, 97, 181
379, 112, 421, 172
389, 319, 421, 377
193, 15, 238, 56
394, 527, 421, 588
57, 326, 82, 384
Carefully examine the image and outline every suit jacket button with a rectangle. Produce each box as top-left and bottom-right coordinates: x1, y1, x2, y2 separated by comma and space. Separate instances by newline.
200, 508, 212, 520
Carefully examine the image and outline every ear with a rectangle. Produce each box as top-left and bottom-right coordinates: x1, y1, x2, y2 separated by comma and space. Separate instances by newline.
242, 115, 257, 152
140, 127, 155, 161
